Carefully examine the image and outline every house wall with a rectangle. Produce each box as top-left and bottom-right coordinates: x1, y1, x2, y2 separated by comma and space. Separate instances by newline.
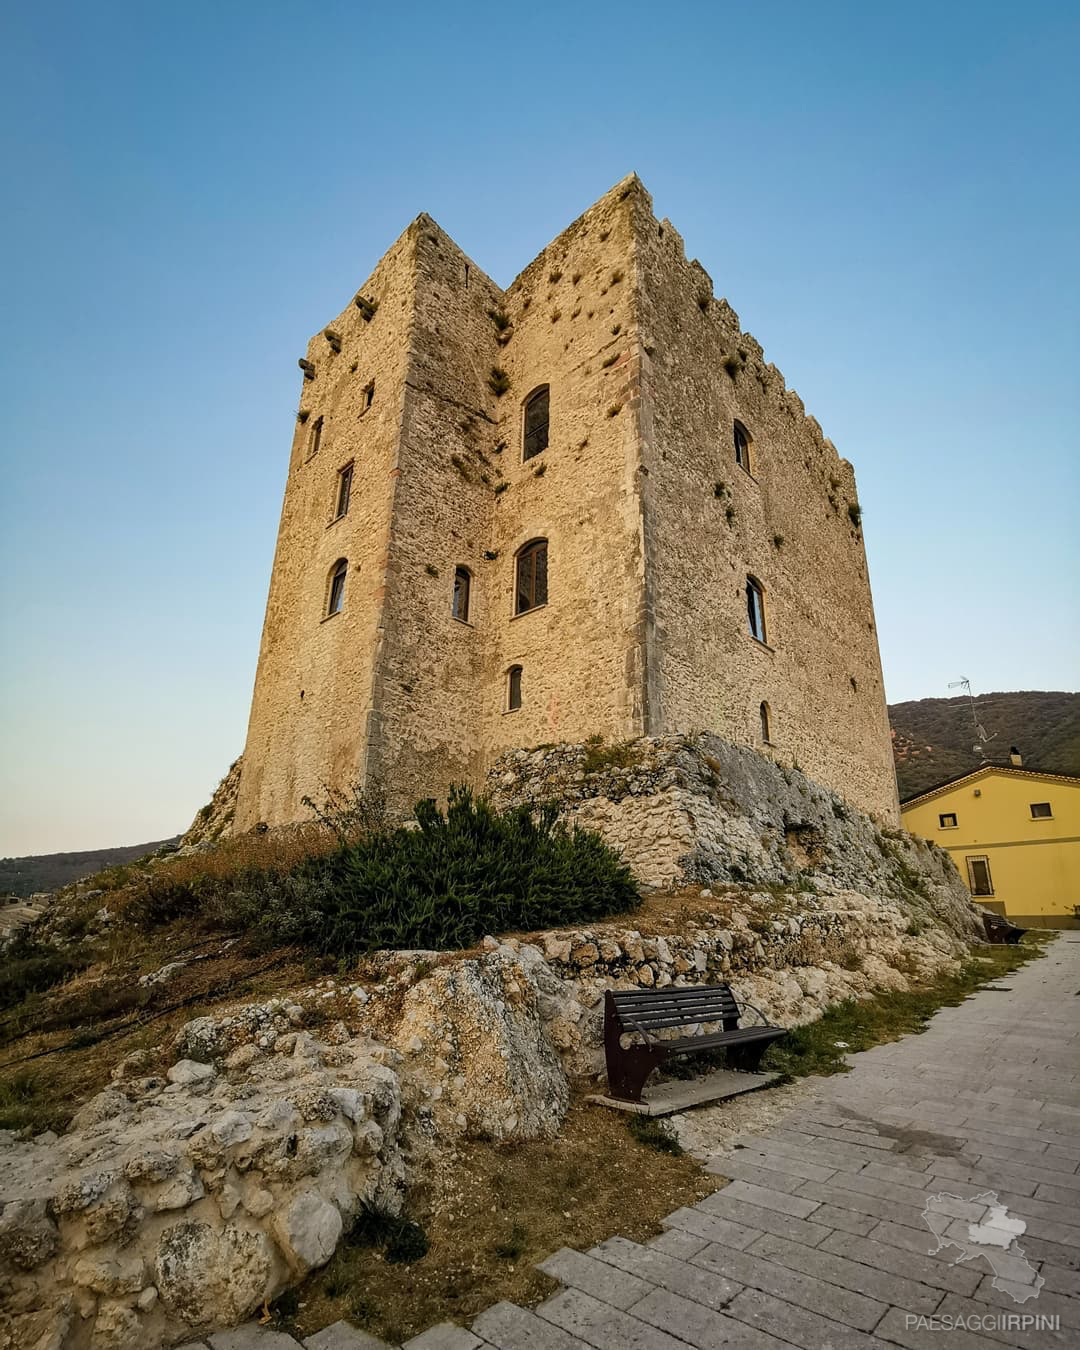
902, 772, 1080, 925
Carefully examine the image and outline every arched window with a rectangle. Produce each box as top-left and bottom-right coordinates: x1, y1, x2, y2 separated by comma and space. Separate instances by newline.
523, 386, 550, 461
733, 420, 751, 473
746, 576, 766, 643
452, 566, 471, 622
760, 701, 772, 744
507, 665, 523, 711
515, 539, 548, 614
327, 558, 347, 616
308, 415, 323, 460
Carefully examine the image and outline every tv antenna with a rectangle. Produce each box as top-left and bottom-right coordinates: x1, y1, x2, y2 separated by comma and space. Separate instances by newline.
948, 677, 997, 759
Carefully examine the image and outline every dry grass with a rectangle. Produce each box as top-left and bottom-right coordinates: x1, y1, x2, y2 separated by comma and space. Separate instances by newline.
286, 1097, 715, 1344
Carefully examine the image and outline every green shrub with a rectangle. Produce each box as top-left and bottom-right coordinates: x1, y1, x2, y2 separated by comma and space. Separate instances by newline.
627, 1115, 682, 1154
135, 788, 639, 957
0, 936, 92, 1012
582, 735, 642, 775
347, 1204, 429, 1263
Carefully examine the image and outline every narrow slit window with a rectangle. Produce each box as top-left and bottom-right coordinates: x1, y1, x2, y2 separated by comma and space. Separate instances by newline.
759, 701, 772, 744
746, 576, 766, 643
939, 812, 958, 829
733, 420, 751, 472
452, 567, 471, 622
966, 855, 994, 896
308, 415, 323, 459
523, 386, 550, 461
1030, 802, 1052, 818
326, 558, 347, 616
515, 540, 548, 614
334, 463, 353, 519
365, 381, 375, 410
507, 665, 523, 711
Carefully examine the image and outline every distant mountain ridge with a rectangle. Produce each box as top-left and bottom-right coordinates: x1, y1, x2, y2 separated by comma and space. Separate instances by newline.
889, 690, 1080, 801
0, 838, 179, 899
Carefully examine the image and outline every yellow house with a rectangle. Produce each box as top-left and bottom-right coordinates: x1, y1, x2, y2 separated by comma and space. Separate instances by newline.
901, 762, 1080, 927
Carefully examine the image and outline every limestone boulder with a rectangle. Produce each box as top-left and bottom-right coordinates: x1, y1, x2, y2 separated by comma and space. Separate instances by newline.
391, 951, 569, 1141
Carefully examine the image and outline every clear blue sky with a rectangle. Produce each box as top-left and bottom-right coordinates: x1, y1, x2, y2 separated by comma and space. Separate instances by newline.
2, 1, 1077, 856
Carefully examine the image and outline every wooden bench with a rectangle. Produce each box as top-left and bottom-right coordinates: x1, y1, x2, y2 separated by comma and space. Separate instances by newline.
603, 984, 788, 1103
981, 911, 1028, 945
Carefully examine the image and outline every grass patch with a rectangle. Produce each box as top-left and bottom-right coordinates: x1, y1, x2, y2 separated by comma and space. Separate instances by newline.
582, 735, 642, 775
626, 1114, 683, 1154
763, 935, 1053, 1080
0, 1069, 64, 1134
0, 936, 93, 1012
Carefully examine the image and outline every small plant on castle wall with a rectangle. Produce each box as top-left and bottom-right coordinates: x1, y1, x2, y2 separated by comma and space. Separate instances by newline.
493, 440, 505, 455
296, 410, 311, 424
488, 308, 511, 332
722, 352, 745, 379
773, 533, 785, 549
601, 353, 619, 369
494, 481, 508, 496
848, 502, 863, 528
483, 549, 499, 561
726, 504, 737, 526
533, 462, 546, 477
450, 454, 472, 481
611, 323, 621, 335
697, 294, 710, 314
606, 402, 623, 418
354, 295, 378, 321
713, 481, 726, 498
424, 564, 440, 578
488, 367, 511, 397
549, 268, 563, 284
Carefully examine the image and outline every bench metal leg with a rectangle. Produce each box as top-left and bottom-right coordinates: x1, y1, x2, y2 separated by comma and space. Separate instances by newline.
605, 1045, 668, 1103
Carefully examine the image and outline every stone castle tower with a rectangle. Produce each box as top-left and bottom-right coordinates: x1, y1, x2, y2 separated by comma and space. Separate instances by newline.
234, 176, 900, 830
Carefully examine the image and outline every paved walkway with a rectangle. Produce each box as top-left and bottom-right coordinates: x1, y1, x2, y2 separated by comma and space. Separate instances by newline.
184, 935, 1080, 1350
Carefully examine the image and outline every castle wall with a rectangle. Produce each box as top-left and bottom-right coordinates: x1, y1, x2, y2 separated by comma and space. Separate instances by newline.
629, 187, 899, 821
234, 227, 419, 830
479, 185, 648, 758
236, 176, 899, 831
363, 221, 502, 809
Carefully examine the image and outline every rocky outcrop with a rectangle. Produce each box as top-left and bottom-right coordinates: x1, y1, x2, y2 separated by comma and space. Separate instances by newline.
488, 734, 980, 944
0, 1023, 403, 1350
181, 758, 242, 848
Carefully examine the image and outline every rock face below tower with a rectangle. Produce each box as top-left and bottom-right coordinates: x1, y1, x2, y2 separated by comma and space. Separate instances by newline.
234, 175, 899, 832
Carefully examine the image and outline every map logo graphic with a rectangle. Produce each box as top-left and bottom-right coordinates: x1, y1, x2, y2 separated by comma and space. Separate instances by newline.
922, 1190, 1044, 1304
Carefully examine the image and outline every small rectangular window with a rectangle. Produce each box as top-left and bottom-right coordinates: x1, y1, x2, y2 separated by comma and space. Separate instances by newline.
334, 463, 353, 519
939, 812, 957, 829
746, 578, 766, 643
523, 387, 550, 461
1029, 802, 1052, 818
452, 567, 470, 623
307, 415, 323, 460
507, 666, 522, 711
966, 855, 994, 896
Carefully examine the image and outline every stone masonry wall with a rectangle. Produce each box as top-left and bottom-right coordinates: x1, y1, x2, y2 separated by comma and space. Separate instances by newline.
235, 174, 898, 828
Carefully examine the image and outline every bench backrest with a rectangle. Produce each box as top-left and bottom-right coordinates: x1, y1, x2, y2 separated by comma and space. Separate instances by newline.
609, 984, 740, 1032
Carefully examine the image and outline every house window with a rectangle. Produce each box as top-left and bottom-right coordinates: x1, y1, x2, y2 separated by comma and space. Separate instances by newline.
734, 421, 751, 473
507, 665, 523, 711
523, 386, 550, 461
308, 416, 323, 459
515, 539, 548, 614
939, 812, 958, 829
334, 463, 353, 519
1030, 802, 1052, 819
326, 558, 347, 616
746, 576, 766, 643
452, 567, 471, 622
760, 701, 772, 744
966, 855, 994, 897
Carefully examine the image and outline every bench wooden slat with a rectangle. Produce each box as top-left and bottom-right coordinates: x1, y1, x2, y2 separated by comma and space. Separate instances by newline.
603, 981, 787, 1103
